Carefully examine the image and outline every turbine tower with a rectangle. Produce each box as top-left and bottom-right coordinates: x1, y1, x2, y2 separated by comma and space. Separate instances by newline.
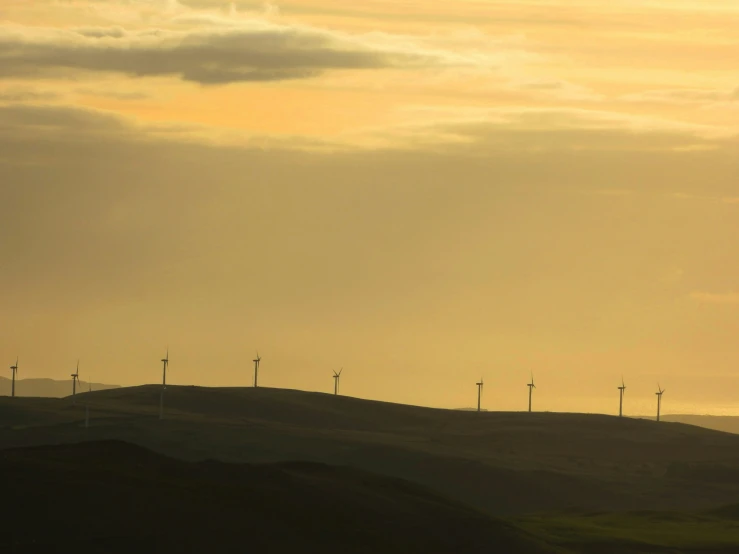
159, 349, 168, 420
476, 377, 484, 412
618, 377, 626, 417
655, 384, 666, 422
527, 372, 536, 413
9, 357, 18, 398
253, 352, 262, 388
333, 368, 342, 395
161, 348, 169, 387
159, 385, 166, 421
71, 361, 80, 401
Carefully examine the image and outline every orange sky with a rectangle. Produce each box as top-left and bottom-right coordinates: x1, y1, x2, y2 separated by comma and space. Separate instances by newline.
1, 0, 738, 415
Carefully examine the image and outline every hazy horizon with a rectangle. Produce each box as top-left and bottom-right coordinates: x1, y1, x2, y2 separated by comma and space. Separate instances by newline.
1, 374, 737, 418
2, 1, 738, 416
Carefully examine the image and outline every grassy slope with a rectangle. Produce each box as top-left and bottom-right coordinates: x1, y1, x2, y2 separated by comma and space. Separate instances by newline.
0, 440, 560, 554
2, 386, 739, 517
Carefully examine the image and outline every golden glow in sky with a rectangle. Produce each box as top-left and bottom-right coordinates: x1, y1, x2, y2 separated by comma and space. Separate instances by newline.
1, 0, 738, 414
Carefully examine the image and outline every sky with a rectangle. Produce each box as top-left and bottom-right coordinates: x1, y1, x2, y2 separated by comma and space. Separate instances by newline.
1, 0, 738, 416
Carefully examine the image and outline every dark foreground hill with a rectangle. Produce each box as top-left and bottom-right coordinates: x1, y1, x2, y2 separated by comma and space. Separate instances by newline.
0, 440, 558, 554
3, 386, 739, 517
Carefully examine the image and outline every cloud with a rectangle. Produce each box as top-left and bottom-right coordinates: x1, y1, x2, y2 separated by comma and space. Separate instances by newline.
515, 79, 603, 102
0, 104, 135, 145
0, 87, 61, 103
0, 102, 341, 154
0, 20, 441, 84
3, 99, 736, 164
351, 105, 737, 153
621, 88, 739, 105
690, 292, 739, 305
76, 88, 151, 100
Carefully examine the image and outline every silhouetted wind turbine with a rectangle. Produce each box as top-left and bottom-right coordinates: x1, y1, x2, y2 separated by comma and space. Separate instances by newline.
527, 372, 536, 413
333, 368, 342, 395
618, 377, 626, 417
476, 377, 484, 412
656, 384, 666, 422
253, 352, 262, 388
161, 348, 169, 387
159, 350, 168, 420
71, 361, 80, 402
9, 357, 18, 398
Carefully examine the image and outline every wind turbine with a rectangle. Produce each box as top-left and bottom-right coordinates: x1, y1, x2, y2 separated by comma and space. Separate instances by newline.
84, 391, 90, 429
253, 352, 262, 388
161, 348, 169, 387
476, 377, 484, 412
333, 368, 342, 395
71, 361, 80, 402
9, 357, 18, 397
618, 377, 626, 417
655, 384, 666, 422
527, 372, 536, 413
159, 349, 169, 420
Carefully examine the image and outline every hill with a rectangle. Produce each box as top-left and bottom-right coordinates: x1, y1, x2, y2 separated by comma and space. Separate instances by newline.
0, 440, 558, 554
2, 386, 739, 517
0, 377, 119, 398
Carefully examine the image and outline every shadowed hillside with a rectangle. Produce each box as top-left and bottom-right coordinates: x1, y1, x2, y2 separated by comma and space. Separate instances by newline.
2, 386, 739, 517
0, 377, 119, 398
0, 440, 558, 554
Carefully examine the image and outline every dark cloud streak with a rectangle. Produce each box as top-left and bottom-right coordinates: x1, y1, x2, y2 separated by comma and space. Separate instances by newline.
0, 24, 433, 84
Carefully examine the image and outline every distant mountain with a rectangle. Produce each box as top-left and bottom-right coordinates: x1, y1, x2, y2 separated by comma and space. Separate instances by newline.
0, 377, 119, 398
663, 414, 739, 436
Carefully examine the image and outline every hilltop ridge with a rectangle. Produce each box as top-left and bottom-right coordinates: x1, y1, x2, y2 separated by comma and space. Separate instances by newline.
0, 377, 120, 398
